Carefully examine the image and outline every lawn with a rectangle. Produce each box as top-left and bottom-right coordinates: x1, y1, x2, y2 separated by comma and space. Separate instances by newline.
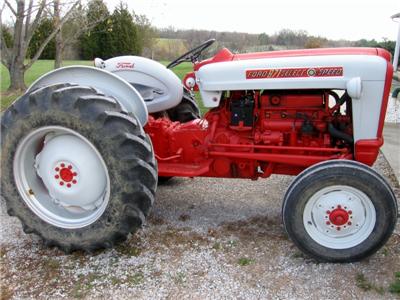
0, 60, 199, 111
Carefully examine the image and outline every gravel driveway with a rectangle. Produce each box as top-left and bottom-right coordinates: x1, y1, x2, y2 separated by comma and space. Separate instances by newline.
1, 154, 399, 299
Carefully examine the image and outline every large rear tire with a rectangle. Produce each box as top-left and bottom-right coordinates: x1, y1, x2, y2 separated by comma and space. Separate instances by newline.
1, 84, 157, 252
282, 160, 398, 262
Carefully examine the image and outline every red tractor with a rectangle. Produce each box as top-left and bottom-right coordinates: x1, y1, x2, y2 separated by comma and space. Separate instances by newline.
1, 39, 398, 262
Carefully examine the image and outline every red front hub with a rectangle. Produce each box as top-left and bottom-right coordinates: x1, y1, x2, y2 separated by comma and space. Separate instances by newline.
329, 207, 349, 226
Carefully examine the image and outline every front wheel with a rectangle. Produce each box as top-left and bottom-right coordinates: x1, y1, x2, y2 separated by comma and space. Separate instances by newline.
282, 160, 398, 262
1, 84, 157, 252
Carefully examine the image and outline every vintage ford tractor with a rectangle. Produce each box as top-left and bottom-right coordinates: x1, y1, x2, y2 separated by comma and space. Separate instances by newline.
1, 39, 398, 262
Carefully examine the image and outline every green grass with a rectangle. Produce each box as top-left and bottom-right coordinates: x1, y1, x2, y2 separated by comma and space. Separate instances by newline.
237, 257, 255, 266
389, 272, 400, 294
1, 60, 93, 110
355, 273, 385, 295
0, 60, 201, 112
1, 60, 93, 92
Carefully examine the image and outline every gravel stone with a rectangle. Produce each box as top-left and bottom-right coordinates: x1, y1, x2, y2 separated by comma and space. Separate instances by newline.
1, 154, 399, 299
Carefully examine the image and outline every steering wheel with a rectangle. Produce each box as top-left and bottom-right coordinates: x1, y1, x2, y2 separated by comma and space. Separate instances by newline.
166, 39, 216, 69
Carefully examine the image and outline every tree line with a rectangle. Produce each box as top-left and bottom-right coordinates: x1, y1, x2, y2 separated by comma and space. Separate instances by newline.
1, 0, 155, 91
1, 1, 398, 92
158, 27, 398, 58
2, 0, 155, 61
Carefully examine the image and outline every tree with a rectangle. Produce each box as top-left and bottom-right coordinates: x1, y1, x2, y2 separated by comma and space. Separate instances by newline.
1, 25, 12, 47
79, 0, 112, 60
305, 37, 326, 49
109, 3, 140, 57
28, 18, 56, 59
258, 33, 270, 45
0, 0, 79, 91
53, 1, 107, 68
134, 12, 156, 57
53, 0, 62, 68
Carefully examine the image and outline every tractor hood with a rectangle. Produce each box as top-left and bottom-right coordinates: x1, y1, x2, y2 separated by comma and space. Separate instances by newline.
195, 50, 389, 109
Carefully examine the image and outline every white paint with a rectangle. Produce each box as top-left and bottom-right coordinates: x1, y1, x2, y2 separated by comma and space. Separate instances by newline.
196, 54, 387, 141
346, 77, 362, 99
303, 185, 376, 250
96, 56, 183, 113
36, 134, 107, 211
13, 126, 111, 229
27, 66, 149, 126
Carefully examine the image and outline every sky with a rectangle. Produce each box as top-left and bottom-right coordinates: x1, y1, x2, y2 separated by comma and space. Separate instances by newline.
105, 0, 400, 41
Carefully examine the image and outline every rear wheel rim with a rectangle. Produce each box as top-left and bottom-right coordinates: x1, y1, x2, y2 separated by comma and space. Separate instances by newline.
13, 126, 110, 229
303, 185, 376, 249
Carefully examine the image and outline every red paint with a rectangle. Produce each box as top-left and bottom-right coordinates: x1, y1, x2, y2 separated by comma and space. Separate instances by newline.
194, 48, 234, 71
166, 48, 391, 179
246, 67, 343, 79
234, 47, 381, 61
329, 208, 349, 226
60, 168, 74, 182
116, 62, 134, 69
354, 138, 383, 166
146, 89, 354, 179
376, 59, 393, 138
376, 48, 391, 62
182, 72, 198, 91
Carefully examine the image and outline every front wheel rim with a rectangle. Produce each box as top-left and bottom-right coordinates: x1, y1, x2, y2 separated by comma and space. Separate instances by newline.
13, 126, 111, 229
303, 185, 376, 249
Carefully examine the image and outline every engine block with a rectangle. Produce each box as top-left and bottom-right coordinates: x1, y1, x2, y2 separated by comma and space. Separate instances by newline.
146, 89, 354, 179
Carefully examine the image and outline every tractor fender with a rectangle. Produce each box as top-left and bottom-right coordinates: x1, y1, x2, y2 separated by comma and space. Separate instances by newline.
27, 66, 148, 126
94, 56, 183, 113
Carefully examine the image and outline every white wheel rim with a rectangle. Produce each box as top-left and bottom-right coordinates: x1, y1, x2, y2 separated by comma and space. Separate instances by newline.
13, 126, 110, 229
303, 185, 376, 249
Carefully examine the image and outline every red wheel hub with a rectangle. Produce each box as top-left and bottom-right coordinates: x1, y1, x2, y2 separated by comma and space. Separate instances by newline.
328, 208, 349, 226
60, 168, 73, 182
54, 163, 78, 188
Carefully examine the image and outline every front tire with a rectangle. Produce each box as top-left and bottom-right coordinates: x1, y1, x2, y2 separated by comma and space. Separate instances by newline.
1, 84, 157, 252
282, 160, 398, 262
